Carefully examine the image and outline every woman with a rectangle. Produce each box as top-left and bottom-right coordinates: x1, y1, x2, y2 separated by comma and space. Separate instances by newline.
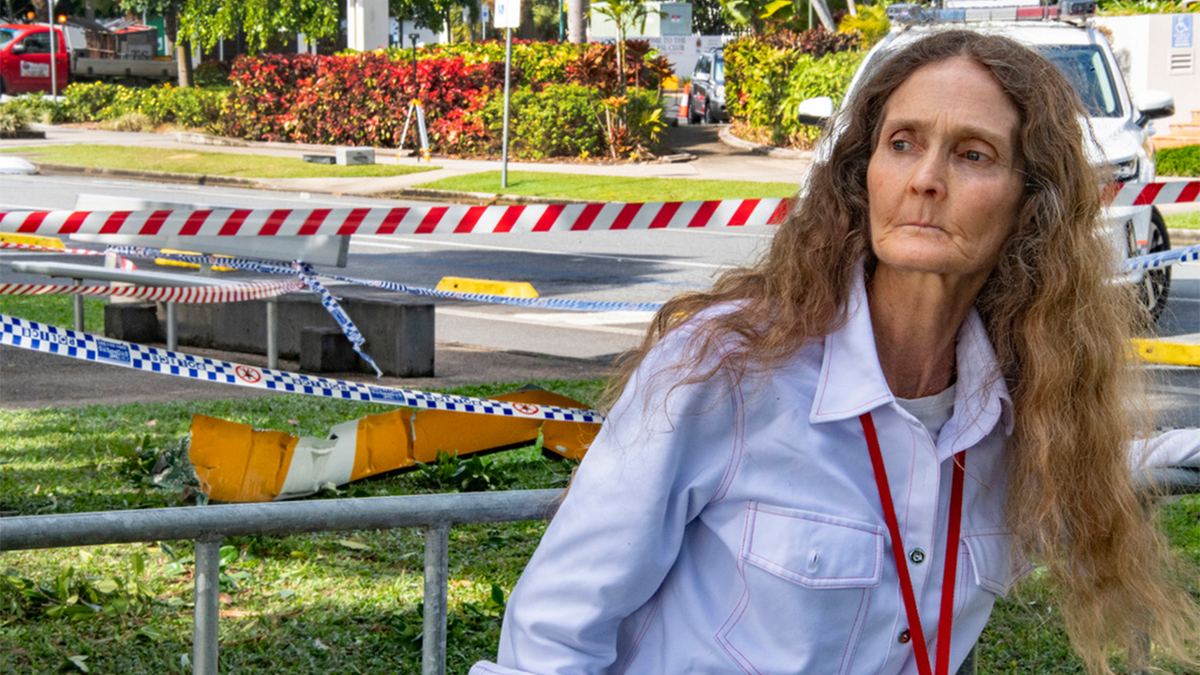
472, 30, 1199, 674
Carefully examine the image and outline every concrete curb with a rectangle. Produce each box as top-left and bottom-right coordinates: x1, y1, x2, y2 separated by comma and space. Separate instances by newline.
32, 162, 257, 189
378, 187, 593, 205
718, 125, 815, 160
1169, 228, 1200, 246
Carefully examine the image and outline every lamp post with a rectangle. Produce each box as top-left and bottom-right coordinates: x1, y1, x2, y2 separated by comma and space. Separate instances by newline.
48, 0, 56, 99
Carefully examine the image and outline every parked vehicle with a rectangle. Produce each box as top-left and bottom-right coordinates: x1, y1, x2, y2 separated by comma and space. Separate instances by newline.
0, 21, 176, 95
796, 1, 1177, 321
688, 49, 728, 124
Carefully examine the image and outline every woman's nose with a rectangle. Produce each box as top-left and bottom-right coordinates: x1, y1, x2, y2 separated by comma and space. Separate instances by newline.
909, 152, 947, 198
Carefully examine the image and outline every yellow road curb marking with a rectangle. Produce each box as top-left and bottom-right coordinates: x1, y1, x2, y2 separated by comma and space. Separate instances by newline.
0, 233, 64, 249
155, 249, 235, 272
1132, 338, 1200, 367
436, 276, 538, 298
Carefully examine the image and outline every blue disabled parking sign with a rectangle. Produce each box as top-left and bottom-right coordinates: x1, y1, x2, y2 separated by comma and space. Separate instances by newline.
1172, 15, 1192, 49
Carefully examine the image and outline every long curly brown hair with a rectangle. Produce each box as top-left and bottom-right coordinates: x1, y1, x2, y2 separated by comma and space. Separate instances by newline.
607, 29, 1197, 672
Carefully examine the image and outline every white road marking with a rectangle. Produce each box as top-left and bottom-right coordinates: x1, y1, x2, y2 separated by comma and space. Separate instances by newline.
354, 234, 731, 269
436, 307, 649, 336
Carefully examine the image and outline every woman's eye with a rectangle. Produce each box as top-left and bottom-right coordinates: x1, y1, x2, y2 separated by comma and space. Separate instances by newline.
891, 140, 910, 152
964, 149, 987, 162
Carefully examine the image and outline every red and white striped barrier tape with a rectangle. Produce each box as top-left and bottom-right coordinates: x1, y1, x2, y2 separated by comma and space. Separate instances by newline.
0, 199, 791, 237
0, 182, 1193, 238
0, 280, 305, 303
1, 241, 137, 270
1105, 180, 1200, 208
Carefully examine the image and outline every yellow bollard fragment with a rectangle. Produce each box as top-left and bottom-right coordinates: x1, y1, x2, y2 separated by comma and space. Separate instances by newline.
187, 389, 599, 502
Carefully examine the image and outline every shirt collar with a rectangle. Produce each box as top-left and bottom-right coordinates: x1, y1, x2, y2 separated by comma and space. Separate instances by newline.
809, 268, 1014, 443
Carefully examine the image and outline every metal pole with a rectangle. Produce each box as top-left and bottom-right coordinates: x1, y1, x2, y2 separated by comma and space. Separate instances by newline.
422, 524, 450, 675
266, 298, 278, 369
194, 534, 223, 675
72, 278, 83, 332
166, 302, 177, 350
501, 27, 513, 190
48, 0, 56, 99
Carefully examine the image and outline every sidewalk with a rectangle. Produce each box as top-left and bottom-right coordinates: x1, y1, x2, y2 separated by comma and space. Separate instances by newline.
17, 123, 814, 198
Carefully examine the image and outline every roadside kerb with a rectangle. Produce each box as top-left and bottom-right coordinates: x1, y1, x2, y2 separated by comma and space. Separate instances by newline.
31, 162, 256, 189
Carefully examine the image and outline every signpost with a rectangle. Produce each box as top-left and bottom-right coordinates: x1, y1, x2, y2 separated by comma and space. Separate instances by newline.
495, 0, 520, 189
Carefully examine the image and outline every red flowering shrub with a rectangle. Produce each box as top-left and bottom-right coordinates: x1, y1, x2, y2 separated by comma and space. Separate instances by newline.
220, 52, 507, 152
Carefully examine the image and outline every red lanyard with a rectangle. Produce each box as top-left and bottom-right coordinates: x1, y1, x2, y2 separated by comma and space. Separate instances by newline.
860, 412, 965, 675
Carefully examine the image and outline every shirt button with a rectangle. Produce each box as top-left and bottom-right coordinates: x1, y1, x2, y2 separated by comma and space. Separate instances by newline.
909, 548, 926, 564
899, 629, 912, 644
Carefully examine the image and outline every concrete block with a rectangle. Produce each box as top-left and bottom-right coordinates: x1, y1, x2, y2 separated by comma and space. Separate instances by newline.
104, 302, 162, 343
336, 147, 375, 166
173, 290, 435, 377
300, 326, 359, 373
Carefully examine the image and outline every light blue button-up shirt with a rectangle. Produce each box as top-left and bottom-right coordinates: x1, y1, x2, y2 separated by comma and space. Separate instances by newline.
471, 271, 1194, 675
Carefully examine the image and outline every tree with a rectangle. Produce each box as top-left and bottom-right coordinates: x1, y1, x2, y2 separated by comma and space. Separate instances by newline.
592, 0, 661, 87
178, 0, 340, 54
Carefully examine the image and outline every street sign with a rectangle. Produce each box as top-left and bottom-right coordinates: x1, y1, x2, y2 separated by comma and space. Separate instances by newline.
482, 4, 491, 23
495, 0, 521, 28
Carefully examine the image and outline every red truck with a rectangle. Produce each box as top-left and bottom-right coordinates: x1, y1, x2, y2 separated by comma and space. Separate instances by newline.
1, 22, 176, 95
0, 24, 69, 94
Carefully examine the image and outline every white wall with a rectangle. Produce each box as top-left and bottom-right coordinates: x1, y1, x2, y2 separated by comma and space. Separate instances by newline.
347, 0, 390, 51
1096, 14, 1199, 137
590, 35, 727, 79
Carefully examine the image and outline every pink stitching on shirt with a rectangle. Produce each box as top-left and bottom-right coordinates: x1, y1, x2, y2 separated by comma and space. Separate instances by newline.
716, 586, 762, 675
713, 381, 746, 503
838, 588, 871, 674
614, 593, 662, 675
743, 508, 882, 585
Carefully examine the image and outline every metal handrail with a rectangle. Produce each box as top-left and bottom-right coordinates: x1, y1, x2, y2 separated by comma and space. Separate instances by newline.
2, 469, 1197, 674
0, 490, 564, 675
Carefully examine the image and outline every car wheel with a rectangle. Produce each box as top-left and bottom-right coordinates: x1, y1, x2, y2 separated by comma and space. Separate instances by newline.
1140, 207, 1171, 323
0, 76, 6, 96
687, 93, 701, 125
704, 98, 717, 124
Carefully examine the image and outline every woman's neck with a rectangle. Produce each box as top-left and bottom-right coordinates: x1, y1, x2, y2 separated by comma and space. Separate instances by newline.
867, 266, 983, 399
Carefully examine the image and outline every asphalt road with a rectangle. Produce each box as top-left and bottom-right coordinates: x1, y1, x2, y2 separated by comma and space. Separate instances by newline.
1, 171, 1197, 426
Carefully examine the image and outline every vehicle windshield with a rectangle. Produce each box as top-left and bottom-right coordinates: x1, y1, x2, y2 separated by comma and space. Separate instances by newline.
0, 29, 16, 47
1036, 45, 1123, 118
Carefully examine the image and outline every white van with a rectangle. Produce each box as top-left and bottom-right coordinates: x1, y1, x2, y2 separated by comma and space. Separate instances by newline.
797, 2, 1177, 320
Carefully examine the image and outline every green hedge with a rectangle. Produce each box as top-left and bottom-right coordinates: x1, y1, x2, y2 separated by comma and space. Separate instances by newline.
726, 33, 865, 147
63, 82, 226, 129
1157, 144, 1200, 177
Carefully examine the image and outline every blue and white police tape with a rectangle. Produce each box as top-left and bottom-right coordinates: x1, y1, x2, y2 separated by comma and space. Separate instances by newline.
1121, 244, 1200, 273
0, 314, 605, 424
293, 261, 382, 377
318, 272, 666, 313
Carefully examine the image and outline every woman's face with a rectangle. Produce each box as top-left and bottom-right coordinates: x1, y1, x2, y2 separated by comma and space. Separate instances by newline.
866, 57, 1024, 286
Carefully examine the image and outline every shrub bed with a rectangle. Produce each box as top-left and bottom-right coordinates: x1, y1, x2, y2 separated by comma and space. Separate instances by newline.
63, 82, 226, 129
1157, 144, 1200, 177
219, 42, 672, 159
726, 29, 864, 148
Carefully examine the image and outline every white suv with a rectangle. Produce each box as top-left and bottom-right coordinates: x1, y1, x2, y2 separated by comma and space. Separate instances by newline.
798, 3, 1177, 320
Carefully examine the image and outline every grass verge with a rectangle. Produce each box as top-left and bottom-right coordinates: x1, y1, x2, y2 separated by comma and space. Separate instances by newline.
413, 170, 799, 202
0, 145, 438, 179
0, 294, 105, 332
1164, 210, 1200, 230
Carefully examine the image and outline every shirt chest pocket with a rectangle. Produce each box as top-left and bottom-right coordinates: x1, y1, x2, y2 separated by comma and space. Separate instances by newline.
715, 503, 886, 675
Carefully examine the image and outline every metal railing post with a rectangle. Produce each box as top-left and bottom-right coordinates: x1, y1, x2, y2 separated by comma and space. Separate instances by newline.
266, 297, 278, 369
166, 302, 178, 350
72, 278, 84, 331
423, 524, 451, 675
194, 534, 223, 675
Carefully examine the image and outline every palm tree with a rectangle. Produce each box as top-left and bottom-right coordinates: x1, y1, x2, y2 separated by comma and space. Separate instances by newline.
592, 0, 662, 88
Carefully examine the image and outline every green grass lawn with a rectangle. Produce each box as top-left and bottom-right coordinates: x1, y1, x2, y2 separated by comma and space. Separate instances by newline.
0, 294, 105, 332
1164, 210, 1200, 230
0, 145, 438, 180
413, 171, 799, 202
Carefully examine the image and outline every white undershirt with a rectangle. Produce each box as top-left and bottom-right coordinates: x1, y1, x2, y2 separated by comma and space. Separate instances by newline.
896, 383, 957, 444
